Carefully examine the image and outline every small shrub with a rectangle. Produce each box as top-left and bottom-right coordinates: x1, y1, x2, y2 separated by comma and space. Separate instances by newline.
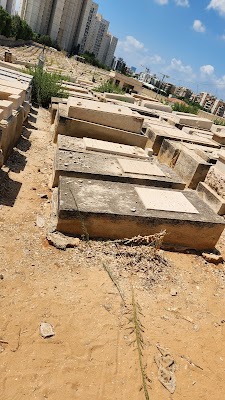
94, 81, 125, 94
27, 67, 68, 107
172, 102, 198, 115
213, 118, 225, 126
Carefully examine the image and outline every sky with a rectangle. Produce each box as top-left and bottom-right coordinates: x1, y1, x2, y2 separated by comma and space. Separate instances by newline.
15, 0, 225, 98
95, 0, 225, 99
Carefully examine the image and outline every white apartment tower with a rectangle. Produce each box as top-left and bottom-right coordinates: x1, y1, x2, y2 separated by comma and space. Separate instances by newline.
0, 0, 16, 15
19, 0, 88, 51
19, 0, 118, 64
78, 1, 98, 54
104, 35, 118, 68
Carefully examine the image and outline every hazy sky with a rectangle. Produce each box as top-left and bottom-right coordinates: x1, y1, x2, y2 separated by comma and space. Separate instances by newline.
15, 0, 225, 97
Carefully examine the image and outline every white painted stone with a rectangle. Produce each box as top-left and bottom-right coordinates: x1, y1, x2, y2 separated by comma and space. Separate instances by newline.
118, 159, 165, 176
83, 137, 149, 159
135, 187, 199, 214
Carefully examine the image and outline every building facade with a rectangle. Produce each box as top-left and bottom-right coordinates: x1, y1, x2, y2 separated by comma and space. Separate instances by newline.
19, 0, 118, 63
0, 0, 16, 15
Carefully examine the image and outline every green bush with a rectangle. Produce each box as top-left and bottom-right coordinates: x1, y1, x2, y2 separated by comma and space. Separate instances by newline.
94, 81, 125, 94
27, 67, 68, 107
11, 15, 33, 40
213, 118, 225, 126
172, 102, 198, 115
0, 6, 12, 37
79, 52, 110, 71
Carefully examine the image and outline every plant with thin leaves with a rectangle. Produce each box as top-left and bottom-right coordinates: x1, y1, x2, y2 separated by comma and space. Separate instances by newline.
127, 286, 151, 400
26, 67, 68, 107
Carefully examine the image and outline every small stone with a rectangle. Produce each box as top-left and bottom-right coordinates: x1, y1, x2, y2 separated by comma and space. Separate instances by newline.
130, 208, 136, 212
202, 253, 224, 264
40, 322, 55, 339
47, 232, 80, 250
170, 289, 178, 296
0, 274, 4, 280
36, 215, 45, 228
38, 193, 48, 199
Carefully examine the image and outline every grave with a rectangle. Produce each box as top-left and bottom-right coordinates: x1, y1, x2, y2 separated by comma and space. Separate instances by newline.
52, 149, 185, 189
212, 131, 225, 145
166, 114, 213, 130
83, 137, 150, 159
197, 182, 225, 216
55, 106, 148, 148
67, 97, 144, 133
215, 151, 225, 174
57, 135, 153, 159
103, 93, 135, 103
174, 147, 211, 189
56, 176, 224, 250
141, 101, 172, 113
145, 124, 220, 154
158, 139, 219, 168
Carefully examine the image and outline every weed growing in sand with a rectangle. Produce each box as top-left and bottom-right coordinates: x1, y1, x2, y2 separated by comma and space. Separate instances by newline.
127, 286, 151, 400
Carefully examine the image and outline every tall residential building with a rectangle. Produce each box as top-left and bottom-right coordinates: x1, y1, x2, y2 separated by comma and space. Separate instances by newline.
0, 0, 16, 15
19, 0, 89, 52
77, 0, 98, 54
104, 35, 118, 67
19, 0, 118, 63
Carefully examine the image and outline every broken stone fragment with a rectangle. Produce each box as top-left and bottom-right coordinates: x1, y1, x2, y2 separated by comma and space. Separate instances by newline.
36, 215, 45, 228
202, 253, 224, 264
47, 231, 80, 250
40, 322, 55, 339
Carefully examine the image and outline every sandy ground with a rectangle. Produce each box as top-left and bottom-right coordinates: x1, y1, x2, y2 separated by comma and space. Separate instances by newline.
0, 107, 225, 400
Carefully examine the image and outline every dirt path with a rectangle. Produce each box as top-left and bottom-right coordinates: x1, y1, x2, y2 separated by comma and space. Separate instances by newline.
0, 107, 225, 399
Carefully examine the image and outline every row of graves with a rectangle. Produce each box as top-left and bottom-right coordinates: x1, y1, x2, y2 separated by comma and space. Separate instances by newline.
49, 85, 225, 252
0, 65, 32, 168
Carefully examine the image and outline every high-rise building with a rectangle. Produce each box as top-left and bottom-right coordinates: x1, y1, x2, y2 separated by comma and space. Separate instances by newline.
19, 0, 118, 62
104, 35, 118, 68
77, 0, 98, 54
0, 0, 16, 15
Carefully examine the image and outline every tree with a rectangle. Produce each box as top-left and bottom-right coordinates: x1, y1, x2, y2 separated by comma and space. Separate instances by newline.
0, 6, 12, 37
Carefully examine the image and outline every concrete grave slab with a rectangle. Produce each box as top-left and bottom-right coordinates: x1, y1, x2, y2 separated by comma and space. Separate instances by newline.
118, 158, 165, 176
104, 93, 135, 103
146, 125, 220, 154
197, 182, 225, 216
83, 137, 149, 159
213, 131, 225, 145
167, 115, 213, 130
67, 97, 144, 133
57, 135, 153, 158
141, 101, 172, 113
182, 126, 213, 137
55, 108, 148, 149
215, 151, 225, 174
52, 149, 185, 189
56, 177, 225, 250
174, 147, 211, 189
0, 100, 13, 119
135, 187, 199, 213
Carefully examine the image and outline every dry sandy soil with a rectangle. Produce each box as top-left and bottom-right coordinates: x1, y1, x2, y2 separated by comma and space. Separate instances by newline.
0, 107, 225, 400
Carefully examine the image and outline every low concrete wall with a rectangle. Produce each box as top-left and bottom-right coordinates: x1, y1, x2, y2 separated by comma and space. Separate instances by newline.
197, 109, 225, 124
